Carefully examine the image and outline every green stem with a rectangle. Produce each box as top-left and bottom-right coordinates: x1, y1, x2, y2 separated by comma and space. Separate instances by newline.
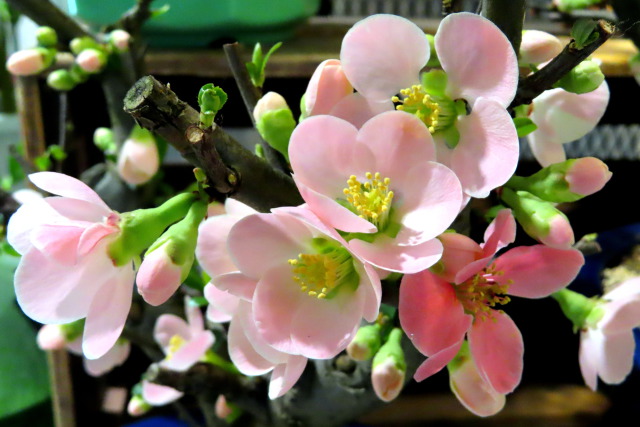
551, 288, 599, 332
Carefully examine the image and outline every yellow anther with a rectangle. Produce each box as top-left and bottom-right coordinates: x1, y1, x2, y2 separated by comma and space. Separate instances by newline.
455, 263, 511, 321
289, 249, 353, 300
342, 171, 394, 230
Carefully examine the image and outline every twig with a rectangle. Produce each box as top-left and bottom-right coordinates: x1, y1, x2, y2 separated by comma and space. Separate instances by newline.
5, 0, 93, 42
186, 125, 238, 194
509, 19, 615, 109
116, 0, 156, 35
56, 92, 68, 172
222, 42, 289, 173
15, 77, 46, 163
123, 76, 303, 212
481, 0, 526, 55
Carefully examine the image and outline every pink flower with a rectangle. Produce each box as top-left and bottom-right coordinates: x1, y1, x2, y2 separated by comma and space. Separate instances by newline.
579, 277, 640, 390
527, 82, 609, 167
288, 111, 462, 273
6, 48, 52, 76
339, 13, 519, 197
76, 48, 106, 74
399, 209, 584, 394
8, 172, 134, 360
519, 30, 563, 65
143, 297, 215, 406
214, 208, 381, 359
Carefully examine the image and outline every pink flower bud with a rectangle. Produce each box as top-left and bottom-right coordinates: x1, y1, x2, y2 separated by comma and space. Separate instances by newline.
253, 91, 289, 122
371, 358, 405, 402
565, 157, 612, 196
6, 49, 50, 76
117, 132, 160, 185
520, 30, 563, 65
76, 48, 106, 74
36, 324, 67, 350
303, 59, 353, 118
540, 214, 575, 249
215, 395, 233, 419
127, 395, 151, 417
137, 241, 184, 306
109, 30, 131, 52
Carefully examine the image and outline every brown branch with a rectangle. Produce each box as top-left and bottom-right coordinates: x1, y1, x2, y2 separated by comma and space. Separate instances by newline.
123, 76, 303, 212
116, 0, 155, 35
509, 19, 615, 109
5, 0, 93, 42
186, 126, 238, 194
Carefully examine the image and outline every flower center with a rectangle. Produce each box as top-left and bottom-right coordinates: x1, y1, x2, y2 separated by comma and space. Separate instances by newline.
393, 85, 458, 134
455, 264, 512, 321
166, 334, 185, 359
288, 243, 356, 300
343, 172, 394, 230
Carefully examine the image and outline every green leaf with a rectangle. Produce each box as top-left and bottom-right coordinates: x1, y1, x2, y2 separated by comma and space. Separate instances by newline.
246, 42, 282, 88
150, 4, 170, 19
571, 19, 599, 50
8, 156, 25, 186
513, 117, 538, 137
32, 155, 50, 172
47, 145, 67, 161
0, 254, 50, 419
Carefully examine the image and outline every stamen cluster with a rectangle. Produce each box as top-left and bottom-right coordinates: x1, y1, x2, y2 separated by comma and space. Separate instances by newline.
343, 172, 394, 230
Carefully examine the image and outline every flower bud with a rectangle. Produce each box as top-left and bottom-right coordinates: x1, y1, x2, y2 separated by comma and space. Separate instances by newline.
76, 48, 107, 74
371, 328, 406, 402
215, 395, 233, 419
254, 92, 296, 160
554, 59, 605, 95
631, 53, 640, 86
94, 127, 117, 154
127, 395, 151, 417
109, 30, 131, 52
6, 48, 54, 76
554, 0, 602, 12
69, 36, 101, 55
302, 59, 352, 119
36, 26, 58, 48
137, 201, 207, 306
506, 157, 611, 203
520, 30, 563, 65
501, 188, 574, 249
347, 323, 382, 361
117, 126, 159, 185
47, 69, 77, 91
36, 324, 67, 350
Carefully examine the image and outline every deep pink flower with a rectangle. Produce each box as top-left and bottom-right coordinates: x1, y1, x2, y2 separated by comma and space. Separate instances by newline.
289, 111, 462, 273
214, 208, 381, 359
579, 277, 640, 390
339, 13, 519, 198
8, 172, 134, 359
399, 210, 584, 394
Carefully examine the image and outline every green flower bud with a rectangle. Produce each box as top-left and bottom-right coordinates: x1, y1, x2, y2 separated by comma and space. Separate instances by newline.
254, 92, 295, 161
554, 59, 605, 94
371, 328, 406, 402
36, 26, 58, 48
198, 83, 227, 128
69, 36, 101, 55
93, 127, 116, 153
47, 69, 77, 91
347, 323, 382, 361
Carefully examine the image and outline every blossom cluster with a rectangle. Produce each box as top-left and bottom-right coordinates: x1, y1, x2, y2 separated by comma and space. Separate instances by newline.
6, 10, 629, 421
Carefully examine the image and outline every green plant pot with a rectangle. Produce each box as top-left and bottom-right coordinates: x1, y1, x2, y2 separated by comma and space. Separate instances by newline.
67, 0, 320, 47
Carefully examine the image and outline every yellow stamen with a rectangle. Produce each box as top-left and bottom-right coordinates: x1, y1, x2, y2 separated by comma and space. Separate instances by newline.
166, 334, 186, 359
288, 250, 353, 300
455, 264, 512, 321
343, 172, 394, 230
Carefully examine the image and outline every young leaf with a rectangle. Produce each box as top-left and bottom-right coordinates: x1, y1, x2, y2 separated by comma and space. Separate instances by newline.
513, 117, 538, 137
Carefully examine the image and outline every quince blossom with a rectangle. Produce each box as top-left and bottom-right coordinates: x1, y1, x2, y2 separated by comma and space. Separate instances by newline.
8, 172, 134, 359
339, 13, 519, 198
289, 111, 462, 273
580, 277, 640, 390
399, 210, 584, 394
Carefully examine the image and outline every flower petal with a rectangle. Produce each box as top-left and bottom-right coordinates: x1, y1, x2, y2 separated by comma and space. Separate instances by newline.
449, 353, 506, 417
142, 381, 184, 406
7, 197, 60, 254
154, 314, 192, 351
527, 132, 568, 167
83, 341, 130, 377
601, 297, 640, 333
161, 330, 215, 371
212, 272, 258, 302
196, 215, 243, 278
603, 277, 640, 302
269, 356, 308, 400
341, 14, 429, 102
30, 224, 83, 265
329, 92, 394, 129
598, 330, 636, 386
450, 98, 519, 198
400, 270, 471, 356
436, 12, 518, 107
579, 329, 600, 391
204, 283, 239, 323
437, 233, 482, 283
228, 311, 276, 376
350, 236, 444, 274
481, 209, 516, 257
304, 59, 353, 116
414, 340, 463, 382
468, 311, 523, 394
29, 172, 110, 212
495, 246, 584, 299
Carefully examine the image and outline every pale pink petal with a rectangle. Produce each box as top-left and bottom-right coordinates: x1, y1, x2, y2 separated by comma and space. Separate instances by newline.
161, 330, 214, 371
329, 92, 394, 129
468, 311, 523, 394
305, 59, 353, 116
527, 132, 567, 167
414, 340, 463, 382
137, 247, 183, 306
495, 246, 584, 299
77, 223, 118, 257
400, 271, 471, 357
603, 277, 640, 302
579, 329, 600, 391
601, 298, 640, 334
530, 83, 609, 144
7, 198, 60, 254
29, 172, 110, 212
341, 14, 429, 102
437, 233, 482, 283
436, 13, 518, 107
269, 356, 308, 399
481, 209, 516, 257
185, 299, 205, 335
236, 301, 288, 365
520, 30, 563, 65
454, 256, 493, 285
350, 236, 444, 274
204, 283, 239, 323
228, 313, 275, 376
450, 98, 519, 198
540, 214, 575, 249
82, 266, 135, 359
358, 262, 383, 322
564, 157, 611, 196
223, 198, 256, 217
83, 341, 130, 377
227, 213, 312, 279
598, 331, 636, 385
154, 314, 192, 351
45, 197, 112, 223
449, 354, 506, 417
196, 215, 243, 278
212, 272, 258, 301
372, 358, 405, 402
142, 381, 184, 406
30, 224, 83, 265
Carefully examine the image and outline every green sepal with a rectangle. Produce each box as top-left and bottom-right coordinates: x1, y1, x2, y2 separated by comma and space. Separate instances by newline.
421, 70, 447, 98
501, 187, 568, 243
552, 288, 602, 332
299, 93, 308, 122
183, 262, 207, 292
441, 124, 460, 149
150, 4, 170, 19
570, 19, 600, 49
36, 27, 58, 48
554, 59, 604, 94
198, 84, 228, 128
372, 328, 406, 372
202, 350, 240, 375
349, 323, 383, 360
60, 319, 85, 342
425, 34, 440, 67
513, 117, 538, 138
129, 125, 155, 145
69, 36, 101, 55
446, 340, 470, 373
255, 108, 295, 161
506, 159, 587, 203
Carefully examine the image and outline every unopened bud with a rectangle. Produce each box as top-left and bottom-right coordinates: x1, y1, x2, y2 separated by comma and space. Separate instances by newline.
520, 30, 563, 65
254, 92, 295, 160
76, 48, 107, 74
555, 59, 604, 94
36, 26, 58, 48
69, 36, 101, 55
127, 395, 151, 417
501, 188, 574, 249
347, 323, 382, 361
215, 395, 233, 419
371, 328, 406, 402
6, 48, 54, 76
93, 127, 116, 153
117, 126, 159, 185
36, 324, 67, 350
109, 30, 131, 52
302, 59, 352, 119
47, 69, 77, 91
